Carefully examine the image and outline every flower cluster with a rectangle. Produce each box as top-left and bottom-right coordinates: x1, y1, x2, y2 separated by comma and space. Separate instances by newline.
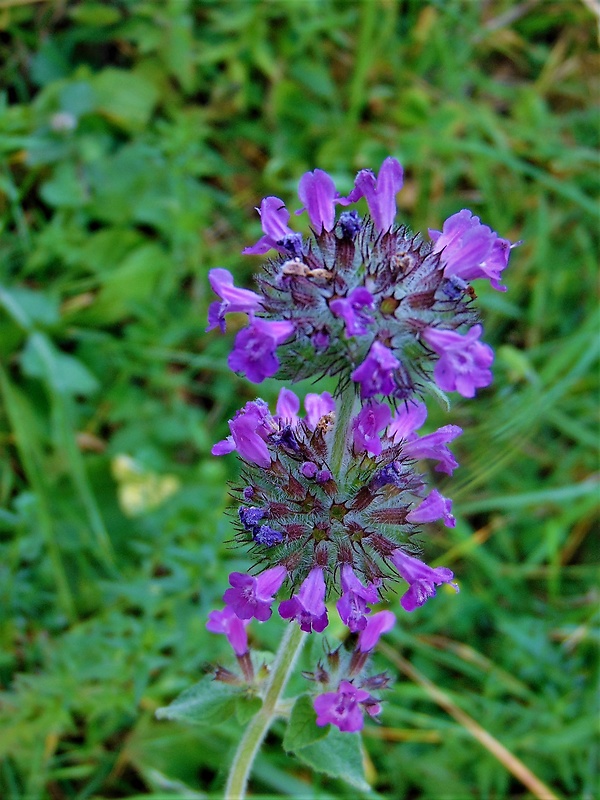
204, 158, 513, 734
207, 157, 512, 401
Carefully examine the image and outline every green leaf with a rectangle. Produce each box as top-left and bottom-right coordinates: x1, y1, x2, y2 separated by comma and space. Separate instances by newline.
20, 334, 100, 397
235, 694, 262, 725
93, 69, 159, 132
155, 675, 238, 727
89, 244, 170, 323
0, 285, 60, 330
289, 725, 371, 792
283, 694, 328, 751
40, 163, 89, 210
68, 2, 121, 26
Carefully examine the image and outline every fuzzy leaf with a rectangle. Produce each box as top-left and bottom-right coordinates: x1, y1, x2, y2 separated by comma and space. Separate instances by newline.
155, 675, 238, 727
283, 694, 328, 751
287, 723, 370, 792
235, 694, 263, 725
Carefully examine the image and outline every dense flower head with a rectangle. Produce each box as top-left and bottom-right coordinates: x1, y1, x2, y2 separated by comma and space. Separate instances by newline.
214, 390, 461, 614
207, 157, 513, 402
202, 159, 513, 737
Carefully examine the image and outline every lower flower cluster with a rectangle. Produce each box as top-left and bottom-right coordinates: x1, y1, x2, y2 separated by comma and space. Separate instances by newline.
206, 388, 459, 731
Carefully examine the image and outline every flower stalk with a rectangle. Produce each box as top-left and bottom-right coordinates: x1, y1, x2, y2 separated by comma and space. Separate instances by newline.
225, 623, 306, 799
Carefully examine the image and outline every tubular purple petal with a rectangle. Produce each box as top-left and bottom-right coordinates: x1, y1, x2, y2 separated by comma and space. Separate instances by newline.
403, 424, 462, 475
275, 387, 301, 425
423, 324, 494, 398
391, 550, 457, 612
351, 341, 401, 399
206, 268, 263, 332
296, 169, 339, 232
330, 287, 375, 337
313, 681, 371, 732
304, 391, 335, 429
206, 607, 250, 656
278, 568, 329, 633
243, 196, 295, 255
388, 400, 428, 442
406, 489, 456, 528
228, 317, 294, 383
345, 157, 404, 231
358, 610, 396, 652
430, 209, 511, 291
352, 401, 392, 456
224, 566, 286, 622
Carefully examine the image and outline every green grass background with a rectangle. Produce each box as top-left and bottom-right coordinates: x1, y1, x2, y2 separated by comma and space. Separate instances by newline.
0, 1, 598, 798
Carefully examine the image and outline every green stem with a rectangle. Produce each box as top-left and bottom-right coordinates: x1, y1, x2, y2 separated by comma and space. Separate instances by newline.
330, 388, 356, 478
224, 623, 306, 799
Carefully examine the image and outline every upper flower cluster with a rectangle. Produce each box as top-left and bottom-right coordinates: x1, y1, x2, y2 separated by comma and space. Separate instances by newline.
207, 158, 512, 402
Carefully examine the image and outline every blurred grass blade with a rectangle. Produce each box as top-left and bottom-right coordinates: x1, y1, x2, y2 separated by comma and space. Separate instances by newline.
379, 642, 562, 800
28, 332, 115, 569
0, 364, 76, 622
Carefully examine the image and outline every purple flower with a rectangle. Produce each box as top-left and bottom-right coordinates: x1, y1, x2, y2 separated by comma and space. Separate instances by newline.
423, 324, 494, 398
429, 209, 511, 291
304, 391, 335, 429
330, 287, 374, 337
300, 461, 318, 478
275, 387, 301, 425
278, 567, 329, 633
228, 317, 294, 383
206, 606, 250, 656
403, 424, 462, 475
388, 400, 428, 443
206, 268, 263, 333
338, 210, 361, 237
224, 566, 287, 622
313, 680, 371, 732
316, 469, 333, 484
296, 169, 345, 232
406, 489, 456, 528
253, 524, 284, 547
238, 506, 265, 529
336, 565, 380, 632
352, 401, 391, 456
311, 328, 330, 352
242, 196, 295, 255
344, 157, 404, 232
212, 399, 274, 468
351, 341, 401, 399
370, 460, 404, 490
391, 550, 457, 612
357, 610, 396, 652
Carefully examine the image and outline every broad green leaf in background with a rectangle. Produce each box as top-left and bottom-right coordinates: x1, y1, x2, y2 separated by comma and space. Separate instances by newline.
93, 68, 159, 132
286, 723, 371, 794
155, 675, 239, 728
21, 333, 100, 397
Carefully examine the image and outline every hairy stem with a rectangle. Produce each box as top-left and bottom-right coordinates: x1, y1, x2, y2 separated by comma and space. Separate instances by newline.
224, 623, 306, 799
330, 388, 356, 479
